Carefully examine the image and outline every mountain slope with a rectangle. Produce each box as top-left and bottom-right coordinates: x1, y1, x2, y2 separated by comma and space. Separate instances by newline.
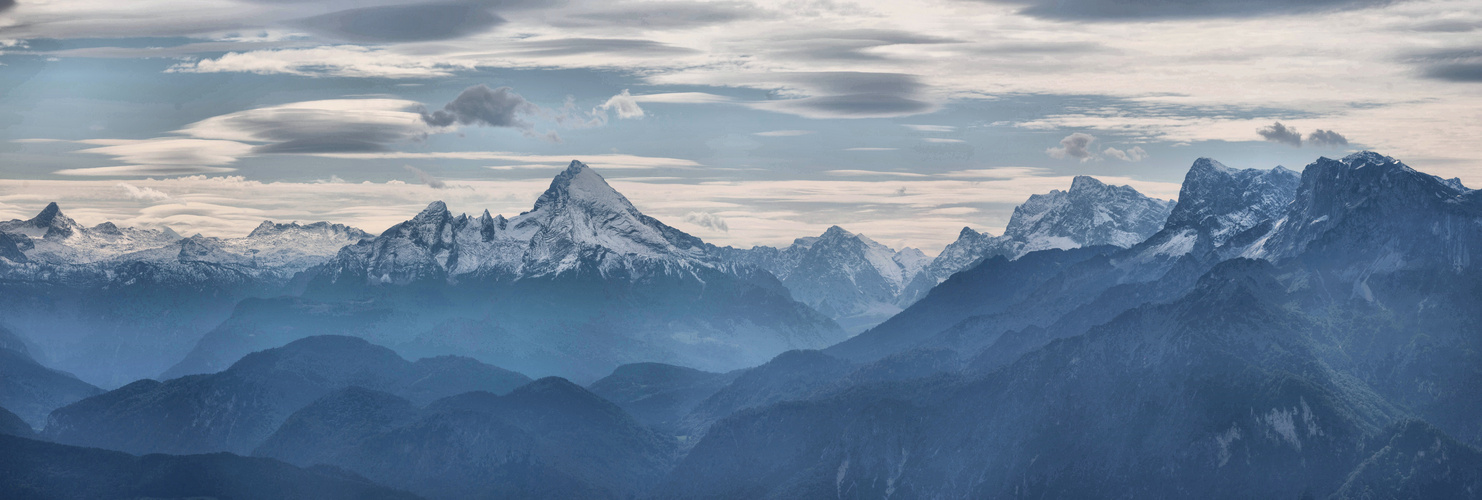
900, 176, 1174, 303
0, 335, 101, 429
0, 434, 420, 500
256, 378, 675, 500
44, 335, 530, 455
0, 205, 373, 387
718, 226, 930, 333
661, 260, 1402, 499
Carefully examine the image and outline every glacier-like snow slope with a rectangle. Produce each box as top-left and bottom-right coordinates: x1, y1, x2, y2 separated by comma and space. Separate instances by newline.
0, 205, 373, 387
899, 175, 1175, 304
166, 161, 845, 383
715, 226, 931, 334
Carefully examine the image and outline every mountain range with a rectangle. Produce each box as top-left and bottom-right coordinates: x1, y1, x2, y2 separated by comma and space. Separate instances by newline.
2, 151, 1479, 499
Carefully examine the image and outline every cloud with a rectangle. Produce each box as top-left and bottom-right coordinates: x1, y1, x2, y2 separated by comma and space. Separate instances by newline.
1046, 132, 1097, 161
553, 2, 761, 29
294, 2, 506, 43
505, 38, 699, 58
754, 130, 815, 137
55, 166, 238, 176
627, 92, 735, 104
1102, 146, 1148, 162
0, 0, 12, 12
903, 124, 955, 132
182, 99, 433, 154
64, 138, 255, 176
168, 46, 471, 79
981, 0, 1400, 21
826, 170, 929, 177
1257, 121, 1304, 147
421, 85, 539, 129
844, 147, 897, 151
1307, 129, 1349, 147
1404, 48, 1482, 83
403, 165, 448, 189
734, 72, 936, 119
682, 211, 730, 232
117, 183, 171, 201
761, 29, 961, 62
595, 90, 646, 120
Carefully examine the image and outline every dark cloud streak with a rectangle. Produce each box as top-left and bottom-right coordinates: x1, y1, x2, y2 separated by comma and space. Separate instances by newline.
295, 2, 507, 43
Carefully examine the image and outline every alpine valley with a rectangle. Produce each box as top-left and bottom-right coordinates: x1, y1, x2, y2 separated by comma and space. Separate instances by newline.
3, 153, 1480, 500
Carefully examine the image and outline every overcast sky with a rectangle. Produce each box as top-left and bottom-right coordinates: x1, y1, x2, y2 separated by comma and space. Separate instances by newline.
1, 0, 1478, 252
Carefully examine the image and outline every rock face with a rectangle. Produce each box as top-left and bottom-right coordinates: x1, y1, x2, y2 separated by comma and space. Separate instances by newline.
718, 226, 931, 333
1003, 175, 1174, 253
899, 176, 1174, 303
167, 161, 844, 383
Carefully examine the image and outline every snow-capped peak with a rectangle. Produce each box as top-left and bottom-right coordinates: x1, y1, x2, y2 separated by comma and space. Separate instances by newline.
529, 160, 639, 216
1003, 175, 1174, 253
15, 202, 83, 239
320, 160, 717, 286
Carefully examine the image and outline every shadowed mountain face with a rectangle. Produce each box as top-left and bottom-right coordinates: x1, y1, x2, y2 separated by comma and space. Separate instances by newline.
0, 406, 33, 438
587, 362, 739, 436
43, 335, 529, 455
0, 434, 420, 500
657, 153, 1482, 498
0, 325, 101, 429
659, 260, 1405, 499
165, 161, 844, 383
256, 378, 675, 500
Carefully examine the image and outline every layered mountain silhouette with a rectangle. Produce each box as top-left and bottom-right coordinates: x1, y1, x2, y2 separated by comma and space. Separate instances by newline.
45, 335, 530, 455
0, 434, 419, 500
2, 152, 1479, 499
255, 378, 674, 500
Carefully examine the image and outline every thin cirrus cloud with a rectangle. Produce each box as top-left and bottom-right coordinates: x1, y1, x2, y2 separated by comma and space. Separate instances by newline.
550, 1, 763, 29
52, 89, 609, 177
981, 0, 1403, 20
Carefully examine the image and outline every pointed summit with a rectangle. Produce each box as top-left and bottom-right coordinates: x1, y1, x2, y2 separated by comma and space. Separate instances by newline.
820, 225, 855, 240
530, 160, 637, 215
25, 202, 81, 239
1069, 175, 1107, 192
31, 202, 62, 225
1162, 158, 1299, 247
418, 201, 450, 217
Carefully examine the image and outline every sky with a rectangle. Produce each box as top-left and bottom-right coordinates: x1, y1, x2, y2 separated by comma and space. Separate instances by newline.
0, 0, 1478, 253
